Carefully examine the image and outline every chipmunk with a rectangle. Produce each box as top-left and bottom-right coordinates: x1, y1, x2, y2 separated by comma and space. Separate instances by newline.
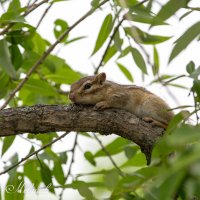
69, 73, 174, 129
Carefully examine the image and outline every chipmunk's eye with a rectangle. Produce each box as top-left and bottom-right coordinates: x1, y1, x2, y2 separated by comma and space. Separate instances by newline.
84, 83, 92, 90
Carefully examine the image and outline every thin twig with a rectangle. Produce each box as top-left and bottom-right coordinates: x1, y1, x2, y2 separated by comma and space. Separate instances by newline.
163, 75, 186, 86
59, 133, 78, 200
0, 0, 109, 111
0, 132, 69, 176
93, 133, 125, 177
18, 135, 41, 147
94, 17, 124, 74
36, 2, 53, 29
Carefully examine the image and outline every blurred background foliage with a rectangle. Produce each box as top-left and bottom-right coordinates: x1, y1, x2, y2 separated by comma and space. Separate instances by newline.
0, 0, 200, 199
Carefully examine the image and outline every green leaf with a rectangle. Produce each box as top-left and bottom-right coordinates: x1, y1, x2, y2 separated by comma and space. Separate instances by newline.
23, 78, 57, 96
94, 137, 131, 157
186, 61, 195, 74
9, 152, 19, 165
92, 14, 113, 55
113, 167, 157, 196
131, 48, 147, 74
126, 8, 166, 25
193, 80, 200, 98
5, 173, 24, 200
59, 152, 68, 164
153, 46, 159, 75
24, 159, 42, 189
125, 27, 171, 45
0, 39, 17, 79
84, 151, 96, 166
1, 136, 15, 157
45, 67, 82, 84
8, 0, 20, 12
54, 19, 69, 42
32, 32, 47, 54
124, 146, 137, 159
169, 21, 200, 62
118, 46, 131, 59
104, 170, 119, 190
117, 62, 134, 82
73, 181, 96, 200
151, 171, 186, 200
122, 152, 146, 167
40, 161, 55, 193
113, 30, 123, 51
153, 0, 188, 25
0, 71, 10, 98
0, 70, 9, 90
115, 0, 138, 8
166, 112, 184, 134
190, 66, 200, 80
0, 0, 25, 25
53, 160, 65, 185
91, 0, 100, 7
103, 45, 117, 64
9, 44, 22, 70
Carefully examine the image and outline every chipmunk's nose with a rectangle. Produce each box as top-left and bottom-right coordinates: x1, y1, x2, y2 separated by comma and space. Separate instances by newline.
69, 92, 76, 102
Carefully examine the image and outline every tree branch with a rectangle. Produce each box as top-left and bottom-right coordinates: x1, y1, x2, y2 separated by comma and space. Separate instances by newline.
0, 104, 164, 164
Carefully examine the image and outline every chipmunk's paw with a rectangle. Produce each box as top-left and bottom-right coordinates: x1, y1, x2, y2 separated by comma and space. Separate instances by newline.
94, 102, 108, 110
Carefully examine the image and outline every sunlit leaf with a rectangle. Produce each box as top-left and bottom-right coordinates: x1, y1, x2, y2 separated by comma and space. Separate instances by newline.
125, 26, 171, 45
193, 80, 200, 98
84, 151, 96, 166
94, 137, 131, 157
24, 159, 42, 189
53, 160, 65, 185
103, 45, 117, 64
153, 46, 159, 75
92, 14, 113, 55
0, 39, 17, 79
5, 173, 24, 200
186, 61, 195, 74
104, 170, 119, 190
45, 67, 82, 84
117, 62, 134, 82
118, 46, 131, 59
152, 0, 188, 25
1, 136, 15, 157
115, 0, 138, 8
9, 44, 22, 70
59, 152, 68, 164
190, 66, 200, 80
23, 78, 57, 96
131, 48, 147, 74
54, 19, 69, 42
40, 161, 55, 193
124, 146, 137, 159
73, 181, 96, 199
169, 21, 200, 62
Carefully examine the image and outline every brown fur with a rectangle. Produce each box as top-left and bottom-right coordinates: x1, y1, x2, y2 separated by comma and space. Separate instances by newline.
69, 73, 174, 129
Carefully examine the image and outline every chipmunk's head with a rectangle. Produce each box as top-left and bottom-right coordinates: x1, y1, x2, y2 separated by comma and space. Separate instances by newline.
69, 73, 107, 105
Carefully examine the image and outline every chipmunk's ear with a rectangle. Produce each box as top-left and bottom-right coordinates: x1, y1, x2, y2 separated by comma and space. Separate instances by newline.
94, 72, 106, 84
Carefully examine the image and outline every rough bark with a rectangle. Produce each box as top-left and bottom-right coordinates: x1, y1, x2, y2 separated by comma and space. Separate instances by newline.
0, 104, 164, 164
